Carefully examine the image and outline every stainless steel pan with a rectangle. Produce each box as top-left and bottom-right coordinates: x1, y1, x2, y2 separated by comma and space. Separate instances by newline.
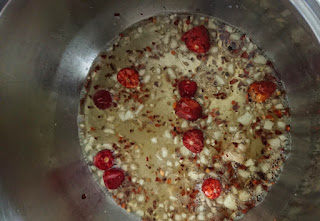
0, 0, 319, 220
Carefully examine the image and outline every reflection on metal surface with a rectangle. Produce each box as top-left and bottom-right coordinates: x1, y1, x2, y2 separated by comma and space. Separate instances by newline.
0, 0, 9, 13
291, 0, 320, 42
0, 0, 319, 221
0, 188, 23, 221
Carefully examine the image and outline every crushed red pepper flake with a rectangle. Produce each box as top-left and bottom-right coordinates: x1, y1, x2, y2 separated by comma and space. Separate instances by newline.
285, 125, 291, 131
230, 79, 238, 84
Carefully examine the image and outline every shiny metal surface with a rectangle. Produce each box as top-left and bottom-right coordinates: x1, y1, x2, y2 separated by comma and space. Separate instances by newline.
0, 0, 9, 11
0, 0, 319, 220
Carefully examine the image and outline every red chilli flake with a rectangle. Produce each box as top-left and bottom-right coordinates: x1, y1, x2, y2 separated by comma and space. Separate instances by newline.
285, 125, 291, 132
241, 52, 249, 58
189, 189, 199, 199
93, 85, 100, 90
230, 79, 238, 84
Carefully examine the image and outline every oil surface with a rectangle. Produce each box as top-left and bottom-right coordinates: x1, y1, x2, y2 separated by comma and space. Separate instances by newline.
78, 14, 290, 221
